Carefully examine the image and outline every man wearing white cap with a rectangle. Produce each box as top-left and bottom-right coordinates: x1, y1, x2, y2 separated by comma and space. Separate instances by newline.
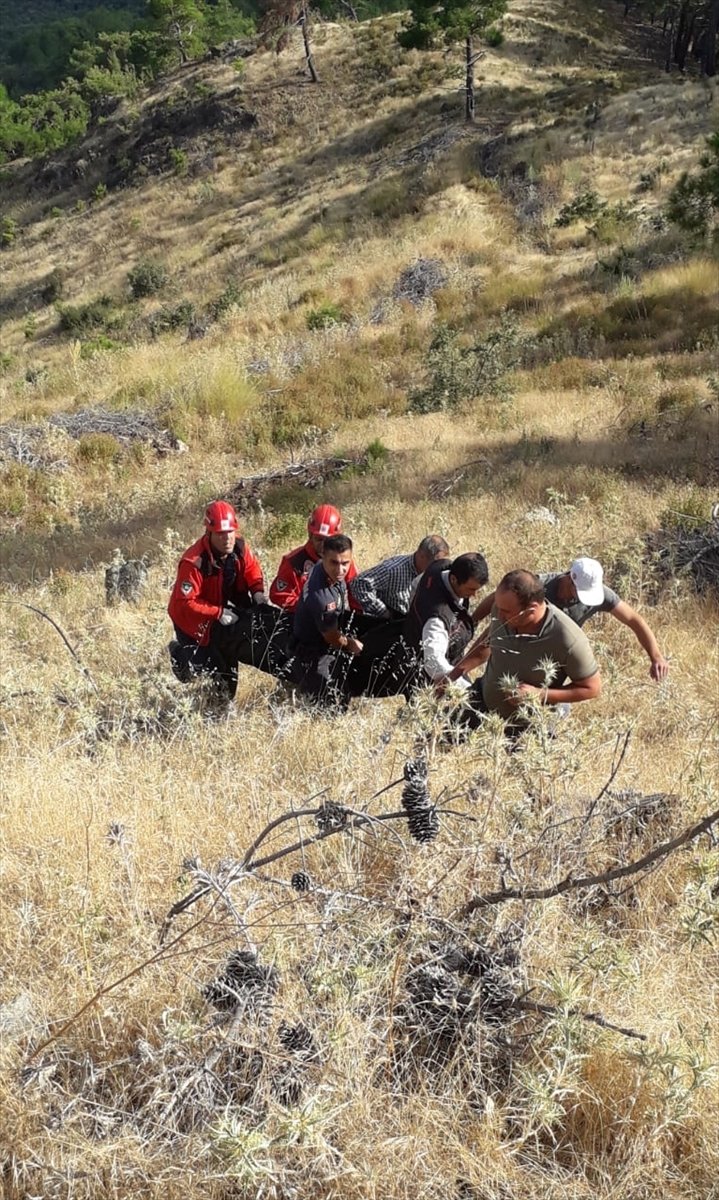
469, 556, 669, 681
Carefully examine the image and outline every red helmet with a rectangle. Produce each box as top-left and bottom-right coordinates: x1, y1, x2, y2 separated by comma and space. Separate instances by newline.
308, 504, 342, 538
204, 500, 239, 533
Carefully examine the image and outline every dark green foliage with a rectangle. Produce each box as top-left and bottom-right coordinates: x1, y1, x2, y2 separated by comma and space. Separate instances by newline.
398, 0, 506, 50
128, 258, 168, 298
555, 190, 607, 227
667, 133, 719, 238
148, 299, 195, 335
58, 294, 116, 334
40, 269, 65, 304
410, 312, 520, 413
1, 215, 18, 246
0, 80, 89, 161
306, 301, 348, 330
208, 280, 244, 320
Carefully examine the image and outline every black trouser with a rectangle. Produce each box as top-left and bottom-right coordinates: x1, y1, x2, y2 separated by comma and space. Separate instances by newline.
289, 646, 351, 710
169, 624, 241, 699
344, 619, 420, 699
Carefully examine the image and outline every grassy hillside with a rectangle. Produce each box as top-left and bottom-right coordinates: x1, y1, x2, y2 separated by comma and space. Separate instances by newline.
1, 2, 718, 1197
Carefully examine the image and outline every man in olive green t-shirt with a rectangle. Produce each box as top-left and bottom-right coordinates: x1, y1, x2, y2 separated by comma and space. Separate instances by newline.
451, 569, 602, 727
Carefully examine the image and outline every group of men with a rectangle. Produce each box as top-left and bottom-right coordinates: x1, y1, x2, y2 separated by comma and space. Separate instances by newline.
167, 498, 669, 730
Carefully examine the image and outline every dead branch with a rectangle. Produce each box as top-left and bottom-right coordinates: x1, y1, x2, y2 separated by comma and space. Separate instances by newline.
515, 997, 646, 1041
461, 806, 719, 916
6, 602, 98, 692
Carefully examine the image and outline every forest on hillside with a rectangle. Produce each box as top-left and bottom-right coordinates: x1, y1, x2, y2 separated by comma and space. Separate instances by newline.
0, 0, 716, 162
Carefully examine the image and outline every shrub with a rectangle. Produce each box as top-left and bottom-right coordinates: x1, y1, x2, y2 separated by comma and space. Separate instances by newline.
555, 191, 606, 227
1, 215, 18, 246
263, 511, 308, 549
149, 300, 195, 336
58, 295, 115, 335
92, 182, 107, 202
169, 146, 188, 176
306, 301, 347, 331
666, 133, 719, 237
75, 432, 122, 464
364, 437, 390, 469
410, 313, 521, 413
79, 335, 121, 358
485, 25, 504, 46
208, 281, 243, 321
128, 259, 168, 298
41, 269, 65, 305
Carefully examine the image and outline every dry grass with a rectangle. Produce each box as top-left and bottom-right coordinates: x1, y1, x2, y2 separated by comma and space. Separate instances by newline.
1, 1, 719, 1196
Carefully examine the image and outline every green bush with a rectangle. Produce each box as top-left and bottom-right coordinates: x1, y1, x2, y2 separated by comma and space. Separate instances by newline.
1, 216, 18, 247
148, 300, 195, 335
667, 133, 719, 237
555, 191, 606, 227
410, 312, 521, 413
58, 295, 115, 335
208, 281, 243, 321
41, 269, 65, 305
128, 259, 168, 298
306, 301, 348, 330
263, 511, 308, 549
79, 335, 121, 358
485, 25, 504, 46
169, 146, 188, 176
92, 182, 108, 202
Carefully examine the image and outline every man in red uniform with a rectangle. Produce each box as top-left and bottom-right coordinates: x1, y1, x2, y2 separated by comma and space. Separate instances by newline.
270, 503, 358, 612
168, 500, 268, 703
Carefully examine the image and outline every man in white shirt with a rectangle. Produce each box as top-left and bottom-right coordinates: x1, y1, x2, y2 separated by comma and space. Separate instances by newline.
405, 553, 489, 691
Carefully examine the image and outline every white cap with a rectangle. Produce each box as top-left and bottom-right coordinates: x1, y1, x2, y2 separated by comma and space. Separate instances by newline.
569, 557, 605, 606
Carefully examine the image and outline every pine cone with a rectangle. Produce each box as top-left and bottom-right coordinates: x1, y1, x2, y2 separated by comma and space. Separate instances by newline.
291, 871, 312, 893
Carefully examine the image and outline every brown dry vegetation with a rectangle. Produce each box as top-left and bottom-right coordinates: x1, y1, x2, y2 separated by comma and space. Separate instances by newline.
1, 0, 719, 1197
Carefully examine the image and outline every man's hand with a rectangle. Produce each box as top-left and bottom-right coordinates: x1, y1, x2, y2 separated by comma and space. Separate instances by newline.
507, 682, 543, 709
252, 591, 270, 607
346, 636, 363, 657
219, 607, 239, 626
650, 656, 670, 681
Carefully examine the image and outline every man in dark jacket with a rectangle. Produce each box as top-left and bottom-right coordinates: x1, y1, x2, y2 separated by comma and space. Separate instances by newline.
168, 500, 268, 701
291, 534, 363, 708
270, 503, 359, 612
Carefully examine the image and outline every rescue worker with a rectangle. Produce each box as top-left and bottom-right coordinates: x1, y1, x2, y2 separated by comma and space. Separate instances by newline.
291, 534, 362, 707
469, 556, 669, 680
168, 500, 268, 702
349, 535, 450, 619
452, 570, 602, 732
404, 552, 489, 693
270, 503, 358, 612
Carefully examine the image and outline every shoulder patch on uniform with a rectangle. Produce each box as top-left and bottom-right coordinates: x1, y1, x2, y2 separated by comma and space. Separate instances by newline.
276, 579, 287, 591
325, 601, 337, 611
181, 580, 193, 596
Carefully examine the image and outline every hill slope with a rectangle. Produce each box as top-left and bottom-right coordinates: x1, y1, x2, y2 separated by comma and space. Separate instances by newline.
1, 3, 718, 1198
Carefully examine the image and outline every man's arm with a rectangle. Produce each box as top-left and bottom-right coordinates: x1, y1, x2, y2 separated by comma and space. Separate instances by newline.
269, 556, 302, 610
511, 672, 602, 708
471, 591, 495, 627
610, 600, 669, 680
241, 543, 266, 598
322, 628, 363, 655
421, 618, 471, 690
450, 626, 492, 676
349, 572, 391, 619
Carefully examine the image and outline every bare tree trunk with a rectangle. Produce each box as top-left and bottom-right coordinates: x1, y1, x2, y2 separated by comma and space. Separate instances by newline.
465, 36, 476, 123
300, 6, 319, 83
703, 0, 719, 74
665, 14, 676, 68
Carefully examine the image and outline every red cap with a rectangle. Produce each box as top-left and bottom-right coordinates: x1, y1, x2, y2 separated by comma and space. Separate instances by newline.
308, 504, 342, 538
204, 500, 239, 533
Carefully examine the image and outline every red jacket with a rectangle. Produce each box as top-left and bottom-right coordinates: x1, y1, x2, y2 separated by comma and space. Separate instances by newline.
270, 541, 358, 612
168, 534, 264, 645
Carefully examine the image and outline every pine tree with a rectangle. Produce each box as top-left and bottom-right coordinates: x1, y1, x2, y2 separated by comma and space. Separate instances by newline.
398, 0, 506, 121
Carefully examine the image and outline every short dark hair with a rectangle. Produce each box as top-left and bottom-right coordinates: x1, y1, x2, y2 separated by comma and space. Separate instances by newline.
417, 534, 450, 560
449, 552, 489, 586
324, 533, 352, 554
497, 570, 544, 605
